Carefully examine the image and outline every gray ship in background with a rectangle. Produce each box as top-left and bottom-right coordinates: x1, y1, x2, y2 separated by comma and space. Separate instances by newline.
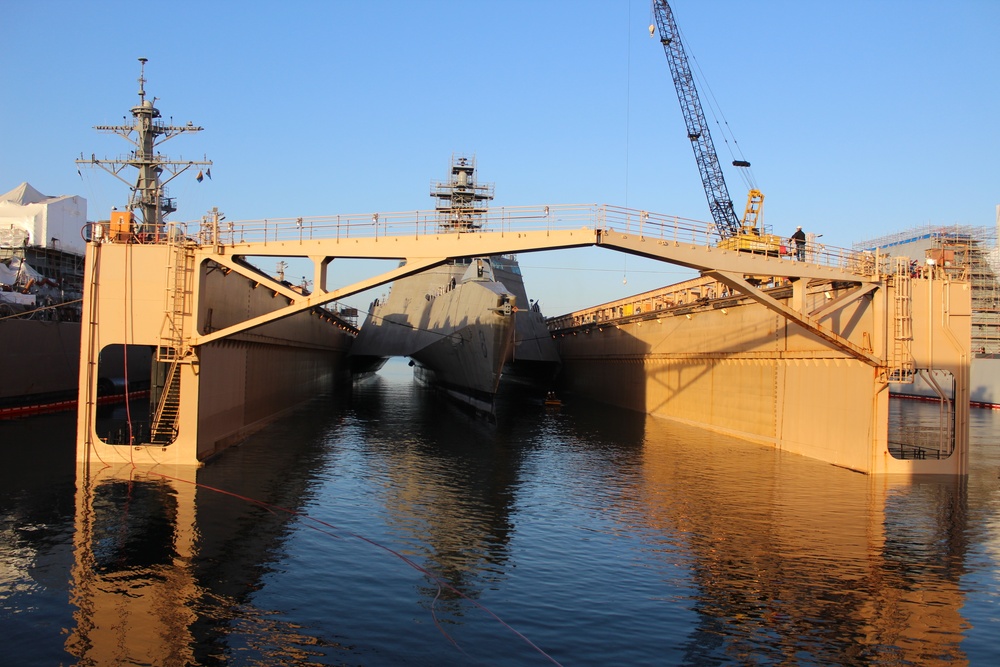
349, 156, 560, 415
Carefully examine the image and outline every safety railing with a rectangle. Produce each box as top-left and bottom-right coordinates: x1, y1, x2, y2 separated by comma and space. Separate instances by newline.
143, 203, 883, 277
190, 204, 611, 246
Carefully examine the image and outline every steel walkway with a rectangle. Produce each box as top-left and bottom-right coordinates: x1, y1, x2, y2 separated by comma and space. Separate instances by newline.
179, 204, 881, 349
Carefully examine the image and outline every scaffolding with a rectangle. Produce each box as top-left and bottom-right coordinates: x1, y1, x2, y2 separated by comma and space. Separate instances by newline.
854, 224, 1000, 356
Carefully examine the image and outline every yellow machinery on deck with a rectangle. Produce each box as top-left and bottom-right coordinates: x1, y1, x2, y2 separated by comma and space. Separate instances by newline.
652, 2, 786, 258
717, 189, 785, 256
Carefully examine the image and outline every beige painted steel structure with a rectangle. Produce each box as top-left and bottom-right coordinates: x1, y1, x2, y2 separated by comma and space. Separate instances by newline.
76, 204, 969, 474
549, 272, 969, 476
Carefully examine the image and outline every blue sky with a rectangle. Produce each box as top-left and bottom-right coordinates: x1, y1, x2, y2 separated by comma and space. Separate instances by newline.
3, 1, 998, 314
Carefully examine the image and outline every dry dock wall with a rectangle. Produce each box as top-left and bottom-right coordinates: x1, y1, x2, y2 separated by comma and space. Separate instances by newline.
76, 242, 353, 466
552, 277, 970, 475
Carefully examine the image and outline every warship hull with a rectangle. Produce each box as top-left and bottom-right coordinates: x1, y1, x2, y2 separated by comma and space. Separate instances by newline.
490, 255, 561, 390
351, 259, 517, 414
0, 319, 153, 418
1, 222, 153, 418
349, 156, 560, 412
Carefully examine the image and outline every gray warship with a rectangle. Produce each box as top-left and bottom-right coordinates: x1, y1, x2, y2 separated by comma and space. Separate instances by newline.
349, 156, 560, 415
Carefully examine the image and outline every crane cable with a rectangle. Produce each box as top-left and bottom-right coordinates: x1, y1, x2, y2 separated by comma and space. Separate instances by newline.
623, 0, 633, 285
674, 21, 758, 194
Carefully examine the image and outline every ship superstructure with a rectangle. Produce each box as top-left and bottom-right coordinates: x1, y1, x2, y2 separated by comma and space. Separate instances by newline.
0, 184, 95, 415
350, 156, 559, 415
73, 59, 355, 454
77, 57, 211, 238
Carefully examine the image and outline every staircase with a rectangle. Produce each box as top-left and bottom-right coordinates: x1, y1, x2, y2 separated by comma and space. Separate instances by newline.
149, 360, 181, 445
149, 230, 195, 444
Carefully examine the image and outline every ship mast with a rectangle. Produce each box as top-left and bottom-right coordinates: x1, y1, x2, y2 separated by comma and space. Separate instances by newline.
77, 57, 211, 234
430, 155, 494, 232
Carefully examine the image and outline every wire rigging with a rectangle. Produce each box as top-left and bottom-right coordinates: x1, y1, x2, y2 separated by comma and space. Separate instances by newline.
623, 0, 633, 286
677, 24, 758, 193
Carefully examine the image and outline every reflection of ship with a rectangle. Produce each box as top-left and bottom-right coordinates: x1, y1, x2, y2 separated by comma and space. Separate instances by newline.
0, 184, 150, 416
349, 156, 559, 414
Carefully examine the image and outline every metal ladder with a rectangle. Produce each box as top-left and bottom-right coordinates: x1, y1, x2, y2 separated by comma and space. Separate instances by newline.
149, 231, 194, 444
149, 360, 182, 444
889, 256, 915, 383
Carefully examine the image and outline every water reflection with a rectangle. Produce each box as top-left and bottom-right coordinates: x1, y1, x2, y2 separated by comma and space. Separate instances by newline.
66, 398, 348, 666
632, 410, 972, 665
350, 376, 522, 608
3, 369, 998, 665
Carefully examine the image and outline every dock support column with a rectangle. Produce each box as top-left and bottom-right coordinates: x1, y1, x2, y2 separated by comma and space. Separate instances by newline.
76, 241, 205, 467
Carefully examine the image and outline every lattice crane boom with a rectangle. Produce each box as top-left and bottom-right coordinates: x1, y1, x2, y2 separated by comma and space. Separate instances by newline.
652, 0, 742, 240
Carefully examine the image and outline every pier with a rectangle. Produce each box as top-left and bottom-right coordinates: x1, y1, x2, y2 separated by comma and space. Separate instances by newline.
76, 204, 969, 475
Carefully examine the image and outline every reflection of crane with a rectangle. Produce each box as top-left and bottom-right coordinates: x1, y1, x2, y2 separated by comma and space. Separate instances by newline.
651, 1, 783, 256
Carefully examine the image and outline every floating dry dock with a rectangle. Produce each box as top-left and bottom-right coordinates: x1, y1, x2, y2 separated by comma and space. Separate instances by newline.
548, 255, 969, 475
76, 204, 969, 474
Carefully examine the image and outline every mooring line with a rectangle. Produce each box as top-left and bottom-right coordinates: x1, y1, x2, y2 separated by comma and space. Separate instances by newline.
115, 460, 563, 666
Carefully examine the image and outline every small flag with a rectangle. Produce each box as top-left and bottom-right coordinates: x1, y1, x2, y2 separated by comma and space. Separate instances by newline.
205, 168, 212, 180
196, 170, 204, 183
77, 169, 82, 179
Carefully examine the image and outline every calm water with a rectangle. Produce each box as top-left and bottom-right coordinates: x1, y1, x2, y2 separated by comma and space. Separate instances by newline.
2, 358, 999, 666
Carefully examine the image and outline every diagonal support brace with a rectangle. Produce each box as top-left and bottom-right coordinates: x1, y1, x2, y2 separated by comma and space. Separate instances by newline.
809, 282, 880, 320
704, 270, 883, 366
191, 255, 446, 346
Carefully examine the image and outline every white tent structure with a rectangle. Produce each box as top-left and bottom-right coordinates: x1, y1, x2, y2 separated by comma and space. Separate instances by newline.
0, 183, 88, 256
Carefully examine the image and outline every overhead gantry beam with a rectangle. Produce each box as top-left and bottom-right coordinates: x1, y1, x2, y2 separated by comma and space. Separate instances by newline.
209, 227, 601, 261
187, 225, 877, 350
595, 227, 883, 365
191, 228, 602, 345
193, 254, 446, 346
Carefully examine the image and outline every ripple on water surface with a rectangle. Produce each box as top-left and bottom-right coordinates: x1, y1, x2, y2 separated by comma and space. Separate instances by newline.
1, 365, 1000, 665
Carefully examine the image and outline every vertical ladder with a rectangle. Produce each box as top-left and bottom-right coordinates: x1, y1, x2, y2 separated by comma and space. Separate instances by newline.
889, 256, 915, 383
159, 232, 192, 363
149, 230, 194, 443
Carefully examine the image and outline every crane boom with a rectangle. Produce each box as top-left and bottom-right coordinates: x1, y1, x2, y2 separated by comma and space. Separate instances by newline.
652, 0, 741, 239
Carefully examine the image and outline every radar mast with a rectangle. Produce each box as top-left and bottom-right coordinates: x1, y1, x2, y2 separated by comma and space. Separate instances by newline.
430, 155, 494, 232
77, 57, 212, 235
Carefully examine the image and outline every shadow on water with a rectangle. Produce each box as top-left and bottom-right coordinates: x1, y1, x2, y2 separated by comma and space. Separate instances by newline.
0, 412, 79, 664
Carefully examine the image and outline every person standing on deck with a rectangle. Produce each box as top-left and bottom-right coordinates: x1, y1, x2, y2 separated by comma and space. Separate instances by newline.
791, 226, 806, 261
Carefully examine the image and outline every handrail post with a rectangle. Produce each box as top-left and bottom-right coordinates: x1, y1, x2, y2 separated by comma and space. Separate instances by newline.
212, 208, 220, 254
